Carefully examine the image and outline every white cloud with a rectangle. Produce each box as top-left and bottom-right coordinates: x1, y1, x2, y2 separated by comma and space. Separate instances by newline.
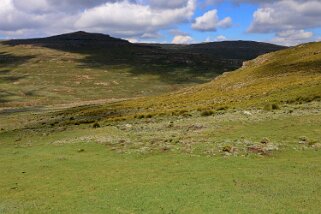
249, 0, 321, 33
271, 29, 314, 46
148, 0, 189, 9
217, 17, 232, 28
0, 0, 196, 40
76, 0, 195, 37
172, 35, 193, 44
248, 0, 321, 45
215, 35, 227, 41
192, 9, 232, 31
204, 35, 227, 42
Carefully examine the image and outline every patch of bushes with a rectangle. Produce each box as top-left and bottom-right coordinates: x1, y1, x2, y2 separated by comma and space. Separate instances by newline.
135, 115, 145, 119
222, 145, 232, 152
217, 106, 228, 111
134, 114, 153, 119
145, 114, 153, 118
264, 103, 280, 111
201, 110, 214, 117
93, 122, 100, 128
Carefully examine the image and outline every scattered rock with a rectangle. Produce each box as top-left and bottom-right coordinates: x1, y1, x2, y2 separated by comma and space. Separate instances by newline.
168, 121, 174, 128
118, 139, 126, 144
125, 124, 132, 128
222, 145, 237, 153
247, 146, 266, 155
187, 124, 204, 131
298, 136, 308, 144
160, 146, 171, 152
312, 143, 321, 150
243, 111, 252, 116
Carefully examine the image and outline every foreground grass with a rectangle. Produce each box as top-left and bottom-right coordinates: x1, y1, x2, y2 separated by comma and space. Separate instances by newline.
1, 143, 321, 214
0, 102, 320, 213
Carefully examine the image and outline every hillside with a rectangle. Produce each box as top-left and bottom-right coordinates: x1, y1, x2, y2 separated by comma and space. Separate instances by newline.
0, 31, 285, 108
153, 40, 284, 61
0, 41, 320, 214
59, 42, 320, 122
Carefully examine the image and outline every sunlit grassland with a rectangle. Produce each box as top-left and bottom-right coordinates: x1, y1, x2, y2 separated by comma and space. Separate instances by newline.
0, 41, 320, 213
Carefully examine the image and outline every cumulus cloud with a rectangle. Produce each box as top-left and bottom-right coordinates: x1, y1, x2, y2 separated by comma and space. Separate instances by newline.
246, 0, 321, 45
148, 0, 189, 9
215, 35, 227, 41
172, 35, 194, 44
249, 0, 321, 33
76, 0, 195, 37
205, 35, 227, 42
192, 9, 232, 31
0, 0, 196, 39
203, 0, 278, 7
271, 29, 313, 46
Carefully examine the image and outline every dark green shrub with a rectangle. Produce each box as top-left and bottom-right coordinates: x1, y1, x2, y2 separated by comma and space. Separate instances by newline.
135, 115, 145, 119
93, 122, 100, 128
271, 103, 280, 110
264, 103, 280, 111
217, 106, 228, 111
222, 145, 232, 152
201, 110, 214, 117
145, 114, 153, 118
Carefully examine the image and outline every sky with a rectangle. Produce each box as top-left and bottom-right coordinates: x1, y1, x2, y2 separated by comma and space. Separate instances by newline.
0, 0, 321, 45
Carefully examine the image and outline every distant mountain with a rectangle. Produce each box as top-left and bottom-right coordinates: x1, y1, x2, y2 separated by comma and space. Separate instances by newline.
4, 31, 131, 50
0, 32, 288, 107
181, 41, 285, 60
3, 31, 286, 69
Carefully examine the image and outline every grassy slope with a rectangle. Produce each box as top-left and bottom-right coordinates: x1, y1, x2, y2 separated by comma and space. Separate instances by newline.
0, 32, 284, 108
76, 42, 320, 121
0, 43, 206, 108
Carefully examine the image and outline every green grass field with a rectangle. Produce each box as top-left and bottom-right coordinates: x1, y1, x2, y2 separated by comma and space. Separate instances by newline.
0, 102, 321, 213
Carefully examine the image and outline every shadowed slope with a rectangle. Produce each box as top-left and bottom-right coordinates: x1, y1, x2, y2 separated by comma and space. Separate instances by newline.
0, 31, 285, 107
60, 42, 320, 122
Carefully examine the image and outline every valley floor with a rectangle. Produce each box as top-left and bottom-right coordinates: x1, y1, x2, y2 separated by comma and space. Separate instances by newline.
0, 102, 320, 213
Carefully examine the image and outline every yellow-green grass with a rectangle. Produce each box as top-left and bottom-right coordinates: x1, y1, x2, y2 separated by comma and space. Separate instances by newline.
73, 42, 320, 122
0, 43, 220, 108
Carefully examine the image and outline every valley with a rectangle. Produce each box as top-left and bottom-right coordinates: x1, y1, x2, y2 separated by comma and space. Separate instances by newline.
0, 32, 320, 213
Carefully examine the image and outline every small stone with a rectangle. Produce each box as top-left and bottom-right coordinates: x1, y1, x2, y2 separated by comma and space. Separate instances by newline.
312, 143, 321, 150
243, 111, 252, 116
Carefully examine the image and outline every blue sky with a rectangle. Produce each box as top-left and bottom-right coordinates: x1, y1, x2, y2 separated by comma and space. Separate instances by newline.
177, 1, 261, 43
1, 0, 320, 45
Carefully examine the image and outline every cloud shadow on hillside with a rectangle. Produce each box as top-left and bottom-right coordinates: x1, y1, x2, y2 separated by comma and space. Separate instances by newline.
2, 39, 237, 85
0, 52, 34, 104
